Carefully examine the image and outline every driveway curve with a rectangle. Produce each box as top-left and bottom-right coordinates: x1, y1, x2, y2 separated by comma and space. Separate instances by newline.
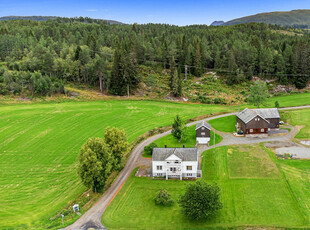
63, 105, 310, 230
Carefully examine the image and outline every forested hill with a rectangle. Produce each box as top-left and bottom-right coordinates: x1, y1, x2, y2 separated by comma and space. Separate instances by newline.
0, 16, 124, 24
224, 10, 310, 28
0, 19, 309, 99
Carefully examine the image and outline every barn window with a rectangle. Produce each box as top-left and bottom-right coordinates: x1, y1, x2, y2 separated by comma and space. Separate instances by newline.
157, 165, 162, 170
250, 129, 253, 133
261, 129, 264, 132
187, 166, 192, 170
202, 127, 205, 130
201, 132, 205, 136
258, 118, 260, 121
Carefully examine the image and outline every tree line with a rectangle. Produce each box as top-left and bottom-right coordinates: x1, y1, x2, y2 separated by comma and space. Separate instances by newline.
0, 19, 309, 96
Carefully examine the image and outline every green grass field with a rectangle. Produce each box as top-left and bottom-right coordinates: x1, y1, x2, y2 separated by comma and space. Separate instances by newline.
266, 92, 310, 108
209, 115, 236, 132
142, 125, 222, 157
103, 144, 310, 229
281, 108, 310, 139
0, 100, 234, 229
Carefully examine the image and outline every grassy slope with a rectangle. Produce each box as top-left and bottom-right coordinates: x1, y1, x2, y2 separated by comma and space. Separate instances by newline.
280, 108, 310, 138
209, 115, 236, 132
224, 10, 310, 26
103, 144, 309, 229
0, 100, 233, 229
266, 93, 310, 108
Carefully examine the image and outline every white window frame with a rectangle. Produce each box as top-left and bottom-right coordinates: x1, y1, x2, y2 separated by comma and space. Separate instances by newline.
261, 128, 264, 132
201, 127, 205, 130
187, 166, 192, 171
250, 129, 253, 133
187, 173, 192, 177
157, 165, 162, 170
201, 132, 205, 136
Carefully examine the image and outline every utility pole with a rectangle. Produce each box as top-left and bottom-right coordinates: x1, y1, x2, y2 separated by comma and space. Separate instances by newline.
213, 128, 215, 154
127, 84, 130, 97
184, 65, 188, 81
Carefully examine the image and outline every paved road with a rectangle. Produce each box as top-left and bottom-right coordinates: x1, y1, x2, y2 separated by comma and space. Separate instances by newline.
63, 105, 310, 230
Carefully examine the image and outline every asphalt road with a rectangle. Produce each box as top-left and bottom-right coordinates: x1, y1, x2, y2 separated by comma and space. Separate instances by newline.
63, 105, 310, 230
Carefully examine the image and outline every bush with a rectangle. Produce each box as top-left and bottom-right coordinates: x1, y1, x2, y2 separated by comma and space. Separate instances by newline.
179, 181, 222, 220
144, 143, 158, 156
154, 189, 174, 206
213, 97, 226, 105
275, 100, 279, 108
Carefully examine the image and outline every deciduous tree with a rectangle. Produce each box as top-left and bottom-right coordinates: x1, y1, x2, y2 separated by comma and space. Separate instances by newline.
179, 181, 222, 220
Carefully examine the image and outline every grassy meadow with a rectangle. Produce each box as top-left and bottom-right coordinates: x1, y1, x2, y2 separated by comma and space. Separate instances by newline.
103, 144, 310, 229
280, 108, 310, 139
208, 115, 237, 132
0, 100, 233, 229
266, 92, 310, 108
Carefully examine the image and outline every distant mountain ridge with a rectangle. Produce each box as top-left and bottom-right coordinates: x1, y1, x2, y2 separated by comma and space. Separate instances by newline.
223, 9, 310, 27
210, 21, 224, 26
0, 16, 124, 25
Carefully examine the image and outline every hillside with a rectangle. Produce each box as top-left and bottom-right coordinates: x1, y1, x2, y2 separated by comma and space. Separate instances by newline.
0, 15, 124, 24
224, 9, 310, 27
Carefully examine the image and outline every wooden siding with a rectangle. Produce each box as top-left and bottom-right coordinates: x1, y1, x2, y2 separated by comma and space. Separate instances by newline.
266, 118, 280, 129
237, 115, 269, 134
196, 126, 210, 138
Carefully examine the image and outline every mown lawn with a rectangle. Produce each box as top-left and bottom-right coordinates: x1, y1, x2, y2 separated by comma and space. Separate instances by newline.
266, 92, 310, 108
209, 115, 236, 132
0, 100, 233, 229
142, 125, 222, 157
280, 108, 310, 139
103, 144, 310, 229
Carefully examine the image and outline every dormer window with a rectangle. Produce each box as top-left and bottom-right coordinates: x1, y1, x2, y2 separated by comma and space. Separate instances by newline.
202, 127, 205, 130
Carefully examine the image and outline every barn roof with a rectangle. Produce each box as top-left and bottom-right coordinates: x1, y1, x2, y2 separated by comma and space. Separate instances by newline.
195, 121, 211, 130
152, 148, 197, 161
252, 108, 280, 119
236, 108, 270, 124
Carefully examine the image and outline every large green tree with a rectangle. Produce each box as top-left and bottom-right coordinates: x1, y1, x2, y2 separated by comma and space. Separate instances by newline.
77, 137, 114, 192
247, 80, 269, 108
104, 126, 130, 170
171, 115, 187, 142
179, 181, 223, 220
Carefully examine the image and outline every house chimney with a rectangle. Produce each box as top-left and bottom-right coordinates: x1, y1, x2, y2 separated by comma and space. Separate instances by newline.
183, 144, 185, 148
165, 145, 167, 148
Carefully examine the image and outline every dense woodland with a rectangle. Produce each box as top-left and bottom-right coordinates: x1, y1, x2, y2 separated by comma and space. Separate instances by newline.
0, 18, 309, 96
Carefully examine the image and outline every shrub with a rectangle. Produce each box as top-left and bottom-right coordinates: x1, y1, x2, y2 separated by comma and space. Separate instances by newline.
154, 189, 174, 206
144, 143, 158, 156
275, 100, 279, 108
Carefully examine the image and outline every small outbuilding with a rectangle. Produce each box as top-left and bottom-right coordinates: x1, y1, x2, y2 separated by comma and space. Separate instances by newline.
195, 121, 211, 144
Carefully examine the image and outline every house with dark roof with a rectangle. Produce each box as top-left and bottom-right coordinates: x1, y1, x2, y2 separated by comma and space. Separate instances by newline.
236, 108, 280, 135
152, 147, 198, 180
195, 121, 211, 144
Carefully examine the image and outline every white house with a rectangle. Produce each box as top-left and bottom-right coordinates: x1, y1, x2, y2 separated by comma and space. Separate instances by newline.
195, 121, 211, 145
152, 147, 198, 180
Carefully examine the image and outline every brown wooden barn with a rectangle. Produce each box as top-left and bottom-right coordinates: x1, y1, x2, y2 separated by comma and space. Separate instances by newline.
236, 108, 280, 135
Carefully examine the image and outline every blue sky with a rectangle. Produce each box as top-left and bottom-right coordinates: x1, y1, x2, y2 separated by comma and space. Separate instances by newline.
0, 0, 309, 25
